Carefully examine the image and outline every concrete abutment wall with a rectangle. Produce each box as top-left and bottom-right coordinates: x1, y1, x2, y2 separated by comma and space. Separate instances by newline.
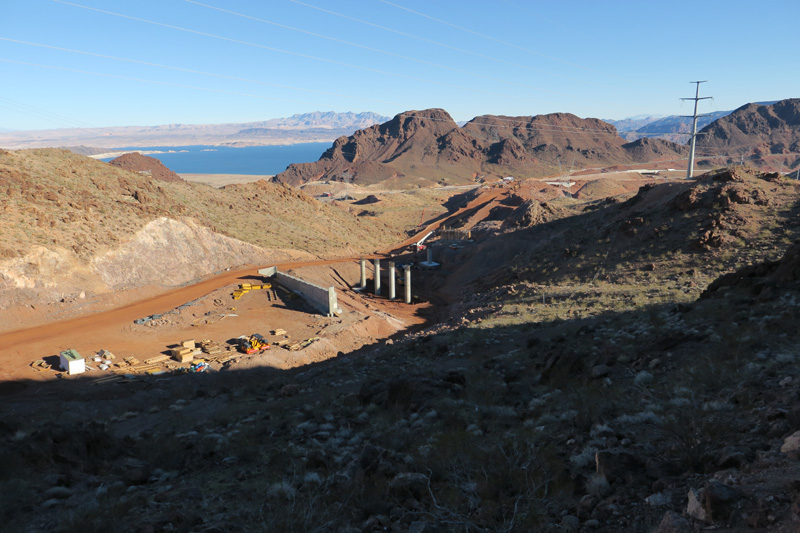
258, 266, 341, 317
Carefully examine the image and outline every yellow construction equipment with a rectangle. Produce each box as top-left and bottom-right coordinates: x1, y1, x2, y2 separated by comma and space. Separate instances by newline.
232, 282, 272, 300
236, 334, 270, 354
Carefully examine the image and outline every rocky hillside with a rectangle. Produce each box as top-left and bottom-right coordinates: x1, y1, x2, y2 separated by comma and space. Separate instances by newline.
274, 109, 688, 188
5, 167, 800, 532
0, 148, 401, 307
696, 99, 800, 171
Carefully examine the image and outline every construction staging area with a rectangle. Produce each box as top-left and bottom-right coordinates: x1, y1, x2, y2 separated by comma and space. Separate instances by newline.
1, 242, 453, 384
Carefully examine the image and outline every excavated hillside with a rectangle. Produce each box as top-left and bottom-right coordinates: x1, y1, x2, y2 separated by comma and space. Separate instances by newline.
696, 98, 800, 172
0, 149, 401, 308
274, 109, 688, 188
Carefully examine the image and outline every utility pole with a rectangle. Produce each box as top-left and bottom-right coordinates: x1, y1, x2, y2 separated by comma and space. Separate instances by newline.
682, 81, 712, 179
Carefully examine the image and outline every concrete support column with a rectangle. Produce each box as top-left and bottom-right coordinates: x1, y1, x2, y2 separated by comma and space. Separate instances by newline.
404, 267, 411, 304
426, 247, 433, 264
388, 262, 396, 300
374, 258, 381, 296
359, 258, 367, 289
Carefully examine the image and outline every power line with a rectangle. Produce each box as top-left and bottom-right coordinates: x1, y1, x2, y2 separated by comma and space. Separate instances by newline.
184, 1, 532, 84
287, 0, 561, 76
0, 95, 96, 129
51, 0, 468, 90
0, 58, 342, 107
183, 0, 561, 95
393, 112, 701, 138
378, 0, 597, 73
0, 37, 399, 104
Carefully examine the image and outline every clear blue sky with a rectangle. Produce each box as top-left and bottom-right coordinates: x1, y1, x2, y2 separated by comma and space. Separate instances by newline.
1, 0, 797, 131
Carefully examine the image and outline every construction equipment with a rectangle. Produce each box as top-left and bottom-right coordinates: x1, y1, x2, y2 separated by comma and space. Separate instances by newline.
409, 230, 434, 253
236, 334, 270, 354
232, 282, 272, 300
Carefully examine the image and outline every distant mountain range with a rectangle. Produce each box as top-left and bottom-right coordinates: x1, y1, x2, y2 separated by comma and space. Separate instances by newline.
605, 102, 779, 141
0, 111, 390, 150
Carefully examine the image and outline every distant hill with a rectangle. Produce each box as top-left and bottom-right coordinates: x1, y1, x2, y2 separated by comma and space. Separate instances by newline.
273, 109, 688, 187
695, 98, 800, 171
0, 111, 390, 150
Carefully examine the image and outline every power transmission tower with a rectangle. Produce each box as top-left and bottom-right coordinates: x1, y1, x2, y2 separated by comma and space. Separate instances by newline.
681, 81, 712, 179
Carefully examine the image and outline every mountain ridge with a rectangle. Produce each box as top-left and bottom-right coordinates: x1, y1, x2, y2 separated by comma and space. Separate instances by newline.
273, 108, 689, 187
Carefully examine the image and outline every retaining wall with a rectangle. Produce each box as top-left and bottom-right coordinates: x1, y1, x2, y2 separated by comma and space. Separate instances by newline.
258, 266, 341, 317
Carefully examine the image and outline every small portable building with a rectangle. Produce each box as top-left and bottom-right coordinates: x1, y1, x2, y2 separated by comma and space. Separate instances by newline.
59, 349, 85, 375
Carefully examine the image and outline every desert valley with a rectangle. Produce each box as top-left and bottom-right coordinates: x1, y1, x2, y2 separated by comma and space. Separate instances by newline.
2, 100, 800, 532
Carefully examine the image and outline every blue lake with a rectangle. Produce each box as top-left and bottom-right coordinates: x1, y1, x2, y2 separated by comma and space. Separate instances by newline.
100, 142, 330, 175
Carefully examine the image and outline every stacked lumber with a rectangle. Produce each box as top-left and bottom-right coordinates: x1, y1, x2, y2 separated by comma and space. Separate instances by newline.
199, 339, 224, 355
287, 337, 321, 351
30, 360, 52, 372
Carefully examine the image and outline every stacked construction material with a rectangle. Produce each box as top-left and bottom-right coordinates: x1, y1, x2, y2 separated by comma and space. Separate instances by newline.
170, 339, 196, 363
199, 339, 224, 356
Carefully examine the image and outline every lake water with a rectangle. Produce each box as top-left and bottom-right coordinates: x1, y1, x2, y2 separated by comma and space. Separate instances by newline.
100, 142, 330, 175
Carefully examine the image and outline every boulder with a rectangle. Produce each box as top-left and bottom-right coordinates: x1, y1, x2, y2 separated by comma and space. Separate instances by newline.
687, 487, 708, 522
655, 511, 690, 532
781, 430, 800, 454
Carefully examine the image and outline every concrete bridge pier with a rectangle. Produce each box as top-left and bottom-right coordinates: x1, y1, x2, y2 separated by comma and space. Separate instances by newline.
374, 258, 381, 296
388, 262, 396, 300
404, 267, 411, 304
359, 258, 367, 289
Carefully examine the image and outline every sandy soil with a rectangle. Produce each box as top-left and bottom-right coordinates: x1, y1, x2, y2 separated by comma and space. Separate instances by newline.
179, 173, 274, 187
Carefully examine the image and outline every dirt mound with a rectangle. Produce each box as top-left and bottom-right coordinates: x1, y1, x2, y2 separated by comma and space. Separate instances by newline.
274, 109, 688, 188
109, 152, 184, 182
501, 199, 566, 229
573, 176, 647, 199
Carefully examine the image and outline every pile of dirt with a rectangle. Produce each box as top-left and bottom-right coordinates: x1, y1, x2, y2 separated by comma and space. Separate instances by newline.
108, 152, 184, 182
274, 109, 688, 188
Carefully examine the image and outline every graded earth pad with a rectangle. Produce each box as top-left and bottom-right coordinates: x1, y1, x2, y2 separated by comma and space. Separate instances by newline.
0, 257, 434, 383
